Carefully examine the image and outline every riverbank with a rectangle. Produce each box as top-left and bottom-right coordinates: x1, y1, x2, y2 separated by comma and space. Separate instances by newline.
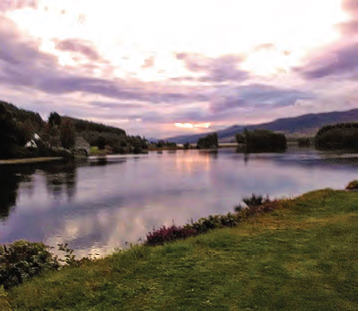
0, 157, 63, 165
5, 187, 357, 310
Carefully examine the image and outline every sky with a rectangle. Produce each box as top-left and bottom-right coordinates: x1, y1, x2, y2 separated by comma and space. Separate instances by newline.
0, 0, 357, 138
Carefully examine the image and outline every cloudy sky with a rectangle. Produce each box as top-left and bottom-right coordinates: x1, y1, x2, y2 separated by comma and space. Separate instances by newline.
0, 0, 357, 138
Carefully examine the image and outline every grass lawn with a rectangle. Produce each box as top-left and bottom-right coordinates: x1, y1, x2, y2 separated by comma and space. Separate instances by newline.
89, 146, 106, 156
6, 189, 358, 310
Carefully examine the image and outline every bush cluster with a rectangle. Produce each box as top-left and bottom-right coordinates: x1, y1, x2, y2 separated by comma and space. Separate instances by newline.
0, 241, 93, 289
243, 193, 270, 207
0, 241, 59, 289
145, 226, 197, 246
346, 180, 358, 191
146, 194, 281, 246
187, 213, 240, 234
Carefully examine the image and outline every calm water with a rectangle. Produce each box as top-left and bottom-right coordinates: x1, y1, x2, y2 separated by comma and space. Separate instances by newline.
0, 148, 357, 257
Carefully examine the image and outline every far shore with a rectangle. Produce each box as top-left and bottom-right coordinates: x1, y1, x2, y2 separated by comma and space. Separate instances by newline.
148, 143, 239, 151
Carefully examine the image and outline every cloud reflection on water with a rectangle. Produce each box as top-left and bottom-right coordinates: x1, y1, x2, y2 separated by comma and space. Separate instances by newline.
0, 149, 356, 258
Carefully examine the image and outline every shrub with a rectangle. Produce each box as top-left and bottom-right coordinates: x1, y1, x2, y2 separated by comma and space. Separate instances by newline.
242, 194, 269, 207
233, 203, 245, 212
346, 180, 358, 191
146, 213, 243, 246
245, 200, 281, 216
146, 225, 197, 246
189, 215, 220, 233
218, 213, 239, 227
0, 241, 93, 289
57, 243, 92, 267
145, 194, 282, 246
0, 241, 59, 289
234, 194, 278, 216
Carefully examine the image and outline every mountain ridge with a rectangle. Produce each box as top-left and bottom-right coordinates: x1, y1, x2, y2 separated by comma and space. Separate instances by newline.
166, 108, 358, 143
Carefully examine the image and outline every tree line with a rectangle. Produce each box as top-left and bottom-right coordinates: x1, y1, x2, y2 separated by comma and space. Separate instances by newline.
195, 121, 357, 152
0, 101, 147, 159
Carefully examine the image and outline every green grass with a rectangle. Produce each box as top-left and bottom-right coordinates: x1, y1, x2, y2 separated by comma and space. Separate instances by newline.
89, 146, 106, 156
6, 189, 358, 310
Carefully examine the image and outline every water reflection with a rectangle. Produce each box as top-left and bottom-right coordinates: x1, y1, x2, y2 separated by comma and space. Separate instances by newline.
0, 165, 35, 219
42, 162, 77, 201
0, 148, 356, 258
0, 162, 78, 218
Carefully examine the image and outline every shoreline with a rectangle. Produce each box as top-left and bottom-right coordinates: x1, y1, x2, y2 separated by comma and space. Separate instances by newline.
0, 157, 63, 165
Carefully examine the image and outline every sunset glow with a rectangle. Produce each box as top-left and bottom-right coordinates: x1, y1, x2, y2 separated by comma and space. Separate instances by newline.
175, 122, 211, 129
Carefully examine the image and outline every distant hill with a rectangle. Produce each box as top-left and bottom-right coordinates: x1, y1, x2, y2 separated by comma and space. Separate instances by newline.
167, 109, 358, 143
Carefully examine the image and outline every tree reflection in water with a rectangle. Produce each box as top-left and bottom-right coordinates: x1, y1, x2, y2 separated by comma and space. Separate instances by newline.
41, 162, 77, 201
0, 165, 35, 220
0, 161, 78, 220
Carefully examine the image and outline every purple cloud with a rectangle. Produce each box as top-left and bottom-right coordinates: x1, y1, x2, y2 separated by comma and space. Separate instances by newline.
295, 42, 358, 80
55, 39, 101, 61
0, 17, 208, 104
0, 0, 37, 12
90, 101, 146, 109
176, 53, 249, 82
209, 84, 313, 113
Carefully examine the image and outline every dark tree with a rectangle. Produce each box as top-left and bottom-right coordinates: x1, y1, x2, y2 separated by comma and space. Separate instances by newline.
197, 133, 218, 149
48, 112, 61, 127
315, 122, 357, 150
297, 137, 311, 147
235, 133, 245, 144
244, 129, 286, 152
0, 106, 18, 158
97, 136, 106, 150
60, 120, 75, 149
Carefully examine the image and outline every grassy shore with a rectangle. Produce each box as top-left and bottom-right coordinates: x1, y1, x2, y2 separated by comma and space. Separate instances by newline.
5, 188, 357, 310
